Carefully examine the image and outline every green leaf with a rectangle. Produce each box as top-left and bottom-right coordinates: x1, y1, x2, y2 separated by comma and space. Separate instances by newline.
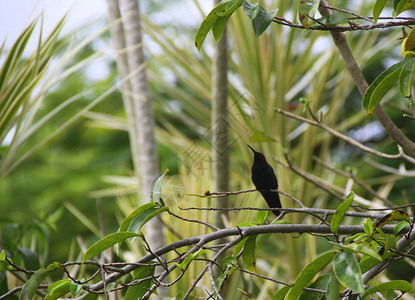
174, 249, 207, 271
20, 269, 47, 300
152, 169, 168, 204
119, 202, 168, 233
272, 285, 290, 300
250, 130, 276, 142
363, 218, 373, 235
298, 0, 320, 29
399, 59, 415, 97
252, 6, 278, 37
362, 280, 415, 297
256, 210, 268, 224
299, 274, 331, 299
395, 0, 415, 15
195, 1, 229, 50
219, 0, 243, 16
0, 250, 5, 261
242, 235, 257, 271
317, 12, 348, 26
374, 209, 411, 229
125, 264, 156, 300
393, 220, 409, 235
242, 1, 260, 19
401, 27, 415, 58
212, 15, 231, 41
285, 251, 337, 299
70, 281, 82, 297
332, 252, 364, 293
234, 236, 248, 256
82, 231, 139, 263
373, 0, 387, 23
331, 192, 354, 233
46, 262, 62, 272
44, 279, 71, 300
363, 60, 407, 114
331, 242, 382, 261
326, 272, 340, 300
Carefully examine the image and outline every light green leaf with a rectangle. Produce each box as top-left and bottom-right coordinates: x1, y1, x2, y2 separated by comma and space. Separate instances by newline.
331, 242, 382, 261
20, 269, 47, 300
242, 1, 260, 19
242, 235, 257, 271
363, 218, 373, 235
195, 1, 229, 50
395, 0, 415, 15
272, 285, 290, 300
218, 0, 243, 16
256, 210, 268, 224
0, 250, 5, 261
298, 0, 320, 29
299, 274, 331, 299
82, 232, 139, 263
285, 251, 337, 299
212, 15, 231, 41
399, 58, 415, 97
326, 272, 340, 300
332, 252, 364, 293
175, 249, 208, 271
70, 281, 82, 297
152, 169, 168, 204
317, 12, 348, 26
252, 6, 278, 37
331, 192, 354, 233
373, 0, 387, 23
125, 265, 155, 300
362, 280, 415, 297
119, 202, 168, 233
250, 130, 276, 142
44, 279, 71, 300
363, 60, 407, 114
374, 209, 411, 229
393, 220, 409, 235
234, 237, 249, 256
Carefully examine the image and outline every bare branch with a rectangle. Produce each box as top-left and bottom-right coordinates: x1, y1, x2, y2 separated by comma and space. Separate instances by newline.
276, 108, 415, 164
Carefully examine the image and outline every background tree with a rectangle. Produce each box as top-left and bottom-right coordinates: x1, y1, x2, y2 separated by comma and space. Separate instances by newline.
1, 0, 415, 299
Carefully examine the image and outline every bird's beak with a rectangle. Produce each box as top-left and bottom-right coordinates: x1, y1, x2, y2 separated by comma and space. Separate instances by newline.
247, 144, 256, 153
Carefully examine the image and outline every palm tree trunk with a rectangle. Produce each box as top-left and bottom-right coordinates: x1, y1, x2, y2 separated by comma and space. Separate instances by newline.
212, 1, 230, 229
106, 0, 167, 298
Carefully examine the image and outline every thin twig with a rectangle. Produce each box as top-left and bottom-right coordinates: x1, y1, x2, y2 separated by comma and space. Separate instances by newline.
276, 108, 415, 165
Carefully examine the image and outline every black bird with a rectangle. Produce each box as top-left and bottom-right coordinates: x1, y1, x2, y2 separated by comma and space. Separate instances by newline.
247, 145, 282, 216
